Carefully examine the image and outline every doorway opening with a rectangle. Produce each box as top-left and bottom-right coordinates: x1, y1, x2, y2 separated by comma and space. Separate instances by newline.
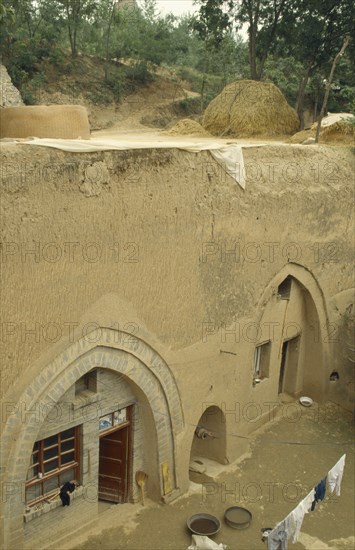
189, 406, 227, 484
98, 406, 132, 503
279, 337, 301, 395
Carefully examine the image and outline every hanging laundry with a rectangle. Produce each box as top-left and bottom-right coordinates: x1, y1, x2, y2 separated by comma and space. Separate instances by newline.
311, 476, 327, 511
265, 455, 345, 548
267, 519, 289, 550
288, 488, 315, 543
327, 454, 346, 496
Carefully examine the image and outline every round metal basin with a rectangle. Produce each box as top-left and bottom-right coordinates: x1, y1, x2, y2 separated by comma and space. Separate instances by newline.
187, 513, 221, 536
224, 506, 252, 529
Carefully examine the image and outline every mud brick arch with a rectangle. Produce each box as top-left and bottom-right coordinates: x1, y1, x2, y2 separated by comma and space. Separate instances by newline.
0, 327, 184, 550
255, 262, 331, 400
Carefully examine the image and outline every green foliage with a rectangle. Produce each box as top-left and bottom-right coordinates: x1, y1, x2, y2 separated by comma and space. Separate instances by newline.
105, 74, 125, 102
0, 0, 353, 118
263, 55, 305, 105
126, 62, 154, 85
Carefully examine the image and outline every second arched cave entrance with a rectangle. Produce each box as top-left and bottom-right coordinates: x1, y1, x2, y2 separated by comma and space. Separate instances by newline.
189, 405, 227, 484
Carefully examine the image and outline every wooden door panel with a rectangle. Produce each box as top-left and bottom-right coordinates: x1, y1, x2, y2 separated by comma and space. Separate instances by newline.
98, 426, 129, 503
99, 459, 123, 477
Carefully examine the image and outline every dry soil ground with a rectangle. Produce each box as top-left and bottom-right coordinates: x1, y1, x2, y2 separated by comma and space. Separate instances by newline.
62, 402, 354, 550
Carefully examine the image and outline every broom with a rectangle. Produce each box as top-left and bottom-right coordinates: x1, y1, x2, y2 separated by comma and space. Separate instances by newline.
135, 471, 148, 506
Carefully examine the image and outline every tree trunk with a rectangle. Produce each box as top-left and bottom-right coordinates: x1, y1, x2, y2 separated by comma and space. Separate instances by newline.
295, 65, 311, 130
315, 36, 350, 143
245, 0, 260, 79
257, 0, 287, 81
257, 55, 266, 81
313, 94, 318, 123
248, 25, 258, 80
105, 1, 115, 80
65, 3, 74, 56
72, 26, 77, 57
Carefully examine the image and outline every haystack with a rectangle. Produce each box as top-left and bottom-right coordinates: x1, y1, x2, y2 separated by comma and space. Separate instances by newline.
164, 119, 212, 137
288, 118, 354, 145
202, 80, 299, 137
320, 120, 354, 144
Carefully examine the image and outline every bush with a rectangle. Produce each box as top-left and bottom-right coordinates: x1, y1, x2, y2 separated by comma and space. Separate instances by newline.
126, 62, 154, 85
105, 75, 125, 102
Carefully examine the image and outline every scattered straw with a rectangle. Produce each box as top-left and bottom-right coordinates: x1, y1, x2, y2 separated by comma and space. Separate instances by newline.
163, 119, 212, 137
288, 119, 354, 145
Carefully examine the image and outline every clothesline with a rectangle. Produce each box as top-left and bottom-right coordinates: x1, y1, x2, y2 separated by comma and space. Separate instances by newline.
266, 454, 346, 550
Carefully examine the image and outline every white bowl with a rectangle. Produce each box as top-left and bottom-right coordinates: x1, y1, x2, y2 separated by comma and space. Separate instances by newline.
299, 396, 313, 407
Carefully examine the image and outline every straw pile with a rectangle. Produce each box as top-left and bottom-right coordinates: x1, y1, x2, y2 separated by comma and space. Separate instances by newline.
288, 119, 354, 145
288, 129, 315, 144
202, 80, 299, 137
315, 120, 354, 144
164, 119, 212, 137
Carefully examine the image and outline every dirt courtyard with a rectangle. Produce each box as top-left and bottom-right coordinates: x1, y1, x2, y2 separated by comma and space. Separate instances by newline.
63, 402, 354, 550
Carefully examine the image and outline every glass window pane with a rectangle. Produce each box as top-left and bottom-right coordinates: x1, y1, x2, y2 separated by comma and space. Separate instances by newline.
114, 408, 127, 425
44, 434, 58, 448
26, 483, 42, 503
43, 476, 59, 494
61, 452, 75, 465
27, 465, 39, 481
44, 446, 58, 461
59, 469, 75, 486
61, 439, 75, 453
44, 459, 58, 473
32, 441, 39, 452
61, 428, 75, 440
99, 415, 112, 430
31, 452, 39, 464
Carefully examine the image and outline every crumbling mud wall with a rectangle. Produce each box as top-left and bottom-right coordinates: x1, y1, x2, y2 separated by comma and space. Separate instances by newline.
0, 142, 354, 549
0, 65, 24, 107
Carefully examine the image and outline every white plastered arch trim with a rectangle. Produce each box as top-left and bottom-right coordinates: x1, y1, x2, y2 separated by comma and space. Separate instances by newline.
1, 327, 184, 542
256, 262, 330, 334
252, 262, 332, 384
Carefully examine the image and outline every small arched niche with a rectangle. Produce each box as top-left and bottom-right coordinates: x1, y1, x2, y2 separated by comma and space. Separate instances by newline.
189, 406, 227, 483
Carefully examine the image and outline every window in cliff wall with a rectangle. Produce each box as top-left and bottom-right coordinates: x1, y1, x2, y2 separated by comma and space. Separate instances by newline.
254, 342, 271, 379
75, 369, 97, 395
25, 426, 80, 505
278, 276, 292, 300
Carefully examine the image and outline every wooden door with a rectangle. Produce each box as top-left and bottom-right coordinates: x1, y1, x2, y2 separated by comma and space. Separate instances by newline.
98, 426, 129, 503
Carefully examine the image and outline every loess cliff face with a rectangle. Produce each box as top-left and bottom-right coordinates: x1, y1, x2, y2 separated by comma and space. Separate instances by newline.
0, 142, 354, 404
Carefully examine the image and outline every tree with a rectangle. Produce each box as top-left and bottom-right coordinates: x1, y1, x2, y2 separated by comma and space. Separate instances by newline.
102, 0, 121, 79
193, 0, 290, 80
274, 0, 355, 127
315, 35, 351, 142
55, 0, 97, 56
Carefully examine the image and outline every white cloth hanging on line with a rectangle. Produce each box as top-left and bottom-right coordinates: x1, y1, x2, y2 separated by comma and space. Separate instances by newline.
267, 454, 346, 549
327, 454, 346, 496
287, 489, 315, 543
